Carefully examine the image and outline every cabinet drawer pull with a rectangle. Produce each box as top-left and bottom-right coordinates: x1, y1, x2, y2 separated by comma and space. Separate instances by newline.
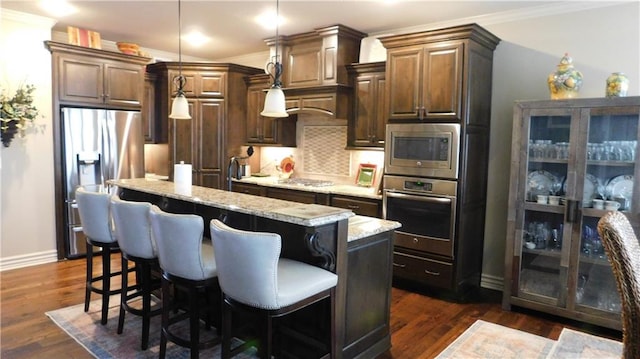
393, 262, 406, 268
424, 269, 440, 276
347, 204, 360, 209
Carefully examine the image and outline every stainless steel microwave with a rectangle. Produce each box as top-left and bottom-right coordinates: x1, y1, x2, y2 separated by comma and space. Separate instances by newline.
384, 123, 460, 179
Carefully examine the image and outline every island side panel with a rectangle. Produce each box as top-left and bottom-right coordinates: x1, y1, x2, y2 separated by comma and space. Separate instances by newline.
344, 230, 394, 358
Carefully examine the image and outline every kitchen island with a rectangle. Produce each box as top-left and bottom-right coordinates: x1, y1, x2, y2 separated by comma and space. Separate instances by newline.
108, 178, 400, 359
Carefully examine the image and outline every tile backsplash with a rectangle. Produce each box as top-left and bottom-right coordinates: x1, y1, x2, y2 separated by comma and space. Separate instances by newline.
258, 115, 384, 186
302, 126, 351, 176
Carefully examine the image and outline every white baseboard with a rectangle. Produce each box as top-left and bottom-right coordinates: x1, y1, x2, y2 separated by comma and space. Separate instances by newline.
0, 250, 59, 272
480, 273, 504, 292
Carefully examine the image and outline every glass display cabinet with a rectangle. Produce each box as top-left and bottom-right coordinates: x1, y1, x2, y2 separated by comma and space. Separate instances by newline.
503, 96, 640, 330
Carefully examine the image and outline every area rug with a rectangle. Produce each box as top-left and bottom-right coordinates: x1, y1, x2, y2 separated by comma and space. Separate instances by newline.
547, 327, 623, 358
435, 320, 555, 359
435, 320, 622, 359
46, 296, 257, 359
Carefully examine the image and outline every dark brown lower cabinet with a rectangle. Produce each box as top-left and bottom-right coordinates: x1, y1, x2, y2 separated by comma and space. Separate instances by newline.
330, 195, 381, 217
265, 187, 330, 205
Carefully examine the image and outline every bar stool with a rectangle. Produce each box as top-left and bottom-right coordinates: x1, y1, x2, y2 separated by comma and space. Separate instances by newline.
209, 219, 338, 359
110, 195, 161, 350
75, 186, 123, 325
149, 206, 220, 359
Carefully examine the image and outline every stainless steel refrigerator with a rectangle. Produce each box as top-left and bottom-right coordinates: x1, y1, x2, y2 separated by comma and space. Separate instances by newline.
62, 107, 145, 258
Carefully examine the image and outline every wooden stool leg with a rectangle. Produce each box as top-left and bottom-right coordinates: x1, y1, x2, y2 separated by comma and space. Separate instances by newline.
117, 255, 128, 334
189, 285, 200, 359
100, 246, 111, 325
140, 262, 152, 350
222, 298, 232, 359
159, 276, 170, 359
84, 243, 93, 312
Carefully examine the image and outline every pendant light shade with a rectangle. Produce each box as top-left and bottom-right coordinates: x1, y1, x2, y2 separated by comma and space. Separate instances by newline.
170, 0, 191, 120
170, 92, 190, 119
261, 86, 288, 117
261, 0, 288, 118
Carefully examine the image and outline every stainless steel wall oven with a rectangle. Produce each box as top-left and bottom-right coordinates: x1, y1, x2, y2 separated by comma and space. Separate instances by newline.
383, 174, 458, 289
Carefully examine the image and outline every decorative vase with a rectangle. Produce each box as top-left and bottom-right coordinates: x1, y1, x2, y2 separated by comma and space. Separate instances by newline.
1, 120, 18, 147
606, 72, 629, 98
547, 53, 583, 100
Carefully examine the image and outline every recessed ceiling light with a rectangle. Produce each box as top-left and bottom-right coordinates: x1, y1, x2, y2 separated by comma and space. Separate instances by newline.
255, 9, 285, 30
183, 31, 210, 47
39, 0, 77, 17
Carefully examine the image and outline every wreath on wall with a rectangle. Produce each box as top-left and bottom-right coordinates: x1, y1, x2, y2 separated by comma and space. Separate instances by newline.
1, 84, 39, 147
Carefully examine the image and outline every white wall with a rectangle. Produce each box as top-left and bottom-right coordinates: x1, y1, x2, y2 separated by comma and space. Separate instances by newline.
0, 10, 57, 270
482, 2, 639, 289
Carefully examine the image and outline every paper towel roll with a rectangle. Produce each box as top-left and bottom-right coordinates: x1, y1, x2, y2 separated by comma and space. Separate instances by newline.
174, 162, 192, 187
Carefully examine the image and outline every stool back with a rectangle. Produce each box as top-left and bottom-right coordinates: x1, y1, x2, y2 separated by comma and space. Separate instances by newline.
110, 195, 156, 259
149, 206, 213, 281
597, 211, 640, 359
210, 219, 281, 309
76, 186, 115, 244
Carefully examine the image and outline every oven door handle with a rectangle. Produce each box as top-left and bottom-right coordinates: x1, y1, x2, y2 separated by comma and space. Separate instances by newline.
385, 191, 452, 204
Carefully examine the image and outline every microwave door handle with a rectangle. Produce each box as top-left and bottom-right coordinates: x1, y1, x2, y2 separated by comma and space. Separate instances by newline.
385, 191, 452, 205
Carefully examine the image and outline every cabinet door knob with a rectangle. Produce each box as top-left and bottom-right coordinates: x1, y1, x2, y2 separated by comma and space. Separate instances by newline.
413, 237, 419, 243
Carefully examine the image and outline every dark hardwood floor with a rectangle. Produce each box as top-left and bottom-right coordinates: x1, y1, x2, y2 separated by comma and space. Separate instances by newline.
0, 255, 622, 358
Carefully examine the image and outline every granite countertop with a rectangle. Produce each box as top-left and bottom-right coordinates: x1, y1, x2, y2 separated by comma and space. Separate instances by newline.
234, 176, 382, 200
109, 178, 400, 241
109, 178, 354, 227
348, 215, 401, 242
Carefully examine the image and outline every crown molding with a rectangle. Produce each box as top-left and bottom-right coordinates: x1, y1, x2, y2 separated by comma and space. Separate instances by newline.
369, 1, 630, 38
1, 8, 56, 28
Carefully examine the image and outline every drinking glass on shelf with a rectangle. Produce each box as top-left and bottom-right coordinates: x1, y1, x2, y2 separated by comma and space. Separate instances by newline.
621, 140, 636, 161
587, 143, 596, 160
555, 142, 569, 159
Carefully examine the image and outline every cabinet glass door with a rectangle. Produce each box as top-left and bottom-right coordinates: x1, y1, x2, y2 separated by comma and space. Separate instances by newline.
517, 110, 572, 304
572, 106, 639, 317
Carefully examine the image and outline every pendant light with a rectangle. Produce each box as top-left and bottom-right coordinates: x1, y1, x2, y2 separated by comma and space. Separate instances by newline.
169, 0, 191, 120
261, 0, 289, 118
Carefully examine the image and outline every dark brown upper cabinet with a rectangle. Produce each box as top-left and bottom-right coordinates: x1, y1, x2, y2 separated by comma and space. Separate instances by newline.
46, 41, 150, 110
379, 23, 500, 124
346, 62, 386, 149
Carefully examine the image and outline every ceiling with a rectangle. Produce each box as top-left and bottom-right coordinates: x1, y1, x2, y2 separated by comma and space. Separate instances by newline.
2, 1, 557, 60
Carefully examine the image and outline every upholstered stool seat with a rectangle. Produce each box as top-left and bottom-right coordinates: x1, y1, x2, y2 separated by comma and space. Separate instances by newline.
150, 206, 220, 359
209, 219, 338, 359
110, 195, 161, 350
75, 186, 124, 325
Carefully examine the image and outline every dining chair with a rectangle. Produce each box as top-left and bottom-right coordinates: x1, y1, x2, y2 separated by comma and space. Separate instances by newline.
209, 219, 338, 359
110, 195, 161, 350
75, 186, 123, 325
149, 206, 220, 359
597, 211, 640, 359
